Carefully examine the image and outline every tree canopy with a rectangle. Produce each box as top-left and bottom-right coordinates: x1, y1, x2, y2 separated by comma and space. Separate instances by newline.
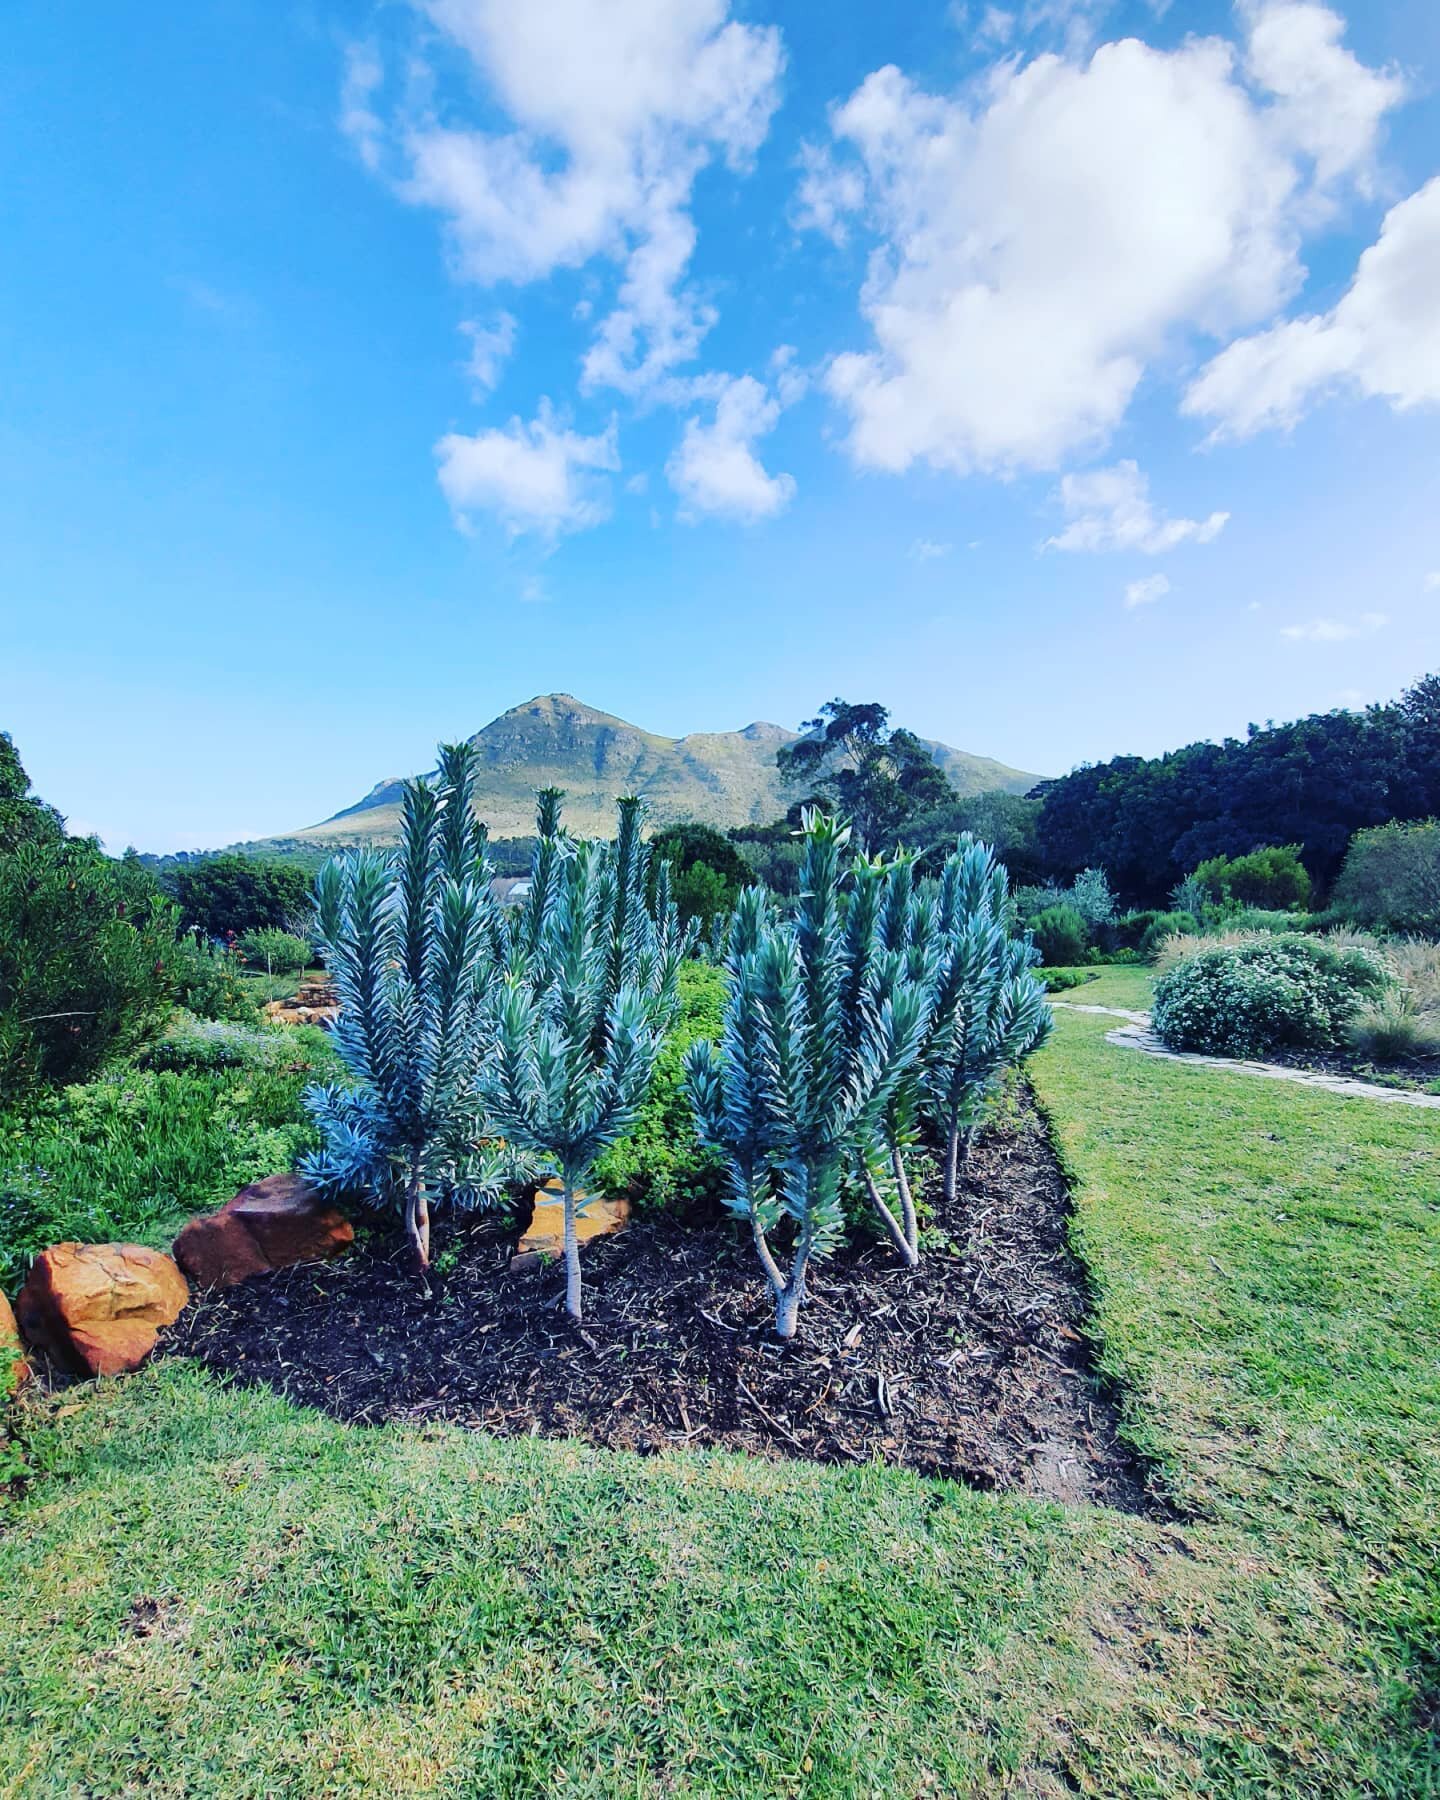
776, 699, 955, 852
163, 853, 315, 938
1032, 675, 1440, 901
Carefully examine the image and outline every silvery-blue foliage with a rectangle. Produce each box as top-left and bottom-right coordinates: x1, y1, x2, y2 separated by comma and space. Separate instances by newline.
301, 742, 532, 1264
922, 835, 1052, 1199
685, 810, 932, 1337
486, 794, 689, 1319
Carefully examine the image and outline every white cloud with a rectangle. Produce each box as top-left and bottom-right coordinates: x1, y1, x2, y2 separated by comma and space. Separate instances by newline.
1280, 611, 1387, 641
1185, 177, 1440, 438
340, 42, 385, 171
1240, 0, 1404, 189
1047, 461, 1229, 553
803, 3, 1402, 476
667, 374, 795, 522
385, 0, 783, 395
1424, 571, 1440, 593
435, 401, 619, 536
459, 312, 517, 395
1124, 572, 1171, 608
910, 538, 953, 560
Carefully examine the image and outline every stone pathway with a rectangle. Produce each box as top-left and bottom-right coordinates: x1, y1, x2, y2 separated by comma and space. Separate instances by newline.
1050, 1001, 1440, 1110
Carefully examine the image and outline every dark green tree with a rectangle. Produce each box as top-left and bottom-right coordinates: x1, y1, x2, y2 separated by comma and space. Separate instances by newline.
0, 730, 64, 852
164, 854, 315, 938
777, 700, 955, 853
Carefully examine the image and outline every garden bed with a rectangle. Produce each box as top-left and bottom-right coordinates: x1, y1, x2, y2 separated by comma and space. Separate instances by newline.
1261, 1042, 1440, 1094
158, 1089, 1152, 1512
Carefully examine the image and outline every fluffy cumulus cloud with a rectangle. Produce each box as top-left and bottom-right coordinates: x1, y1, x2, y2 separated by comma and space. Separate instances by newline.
1046, 461, 1229, 553
802, 2, 1403, 475
374, 0, 783, 396
1280, 610, 1387, 641
1124, 572, 1171, 608
667, 375, 795, 521
435, 403, 619, 536
1184, 176, 1440, 439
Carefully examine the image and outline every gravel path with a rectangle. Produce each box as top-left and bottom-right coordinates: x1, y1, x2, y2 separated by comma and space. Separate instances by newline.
1050, 1001, 1440, 1110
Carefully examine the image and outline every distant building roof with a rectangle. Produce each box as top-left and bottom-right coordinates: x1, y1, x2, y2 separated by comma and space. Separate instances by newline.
490, 875, 532, 908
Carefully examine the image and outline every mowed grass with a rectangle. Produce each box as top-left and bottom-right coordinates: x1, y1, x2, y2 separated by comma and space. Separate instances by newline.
1, 1002, 1437, 1794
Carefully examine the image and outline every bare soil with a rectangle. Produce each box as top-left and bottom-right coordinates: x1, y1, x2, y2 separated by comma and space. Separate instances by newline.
158, 1089, 1154, 1513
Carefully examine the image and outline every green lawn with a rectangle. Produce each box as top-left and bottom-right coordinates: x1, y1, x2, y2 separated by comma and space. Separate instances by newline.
1, 1003, 1436, 1795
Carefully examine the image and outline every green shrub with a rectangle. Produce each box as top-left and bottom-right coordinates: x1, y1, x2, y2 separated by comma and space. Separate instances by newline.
1139, 911, 1199, 961
236, 928, 311, 976
1332, 819, 1440, 936
1040, 968, 1100, 993
1194, 845, 1312, 912
0, 836, 178, 1097
1029, 905, 1088, 967
592, 961, 727, 1214
169, 936, 259, 1023
0, 1040, 341, 1290
1116, 910, 1164, 950
1152, 935, 1390, 1059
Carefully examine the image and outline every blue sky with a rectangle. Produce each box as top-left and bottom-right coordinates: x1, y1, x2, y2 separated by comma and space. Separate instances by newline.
2, 0, 1437, 851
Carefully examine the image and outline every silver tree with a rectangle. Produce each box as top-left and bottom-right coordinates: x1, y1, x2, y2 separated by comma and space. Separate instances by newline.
686, 810, 931, 1338
301, 742, 521, 1268
486, 797, 687, 1320
922, 837, 1052, 1204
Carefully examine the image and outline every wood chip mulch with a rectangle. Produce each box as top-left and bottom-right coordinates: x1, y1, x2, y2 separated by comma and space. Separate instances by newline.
158, 1088, 1155, 1513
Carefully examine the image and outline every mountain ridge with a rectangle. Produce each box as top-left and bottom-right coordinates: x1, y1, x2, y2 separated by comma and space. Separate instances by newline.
273, 692, 1041, 847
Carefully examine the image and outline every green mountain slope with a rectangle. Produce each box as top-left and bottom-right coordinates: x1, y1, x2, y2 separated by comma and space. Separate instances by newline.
280, 693, 1042, 846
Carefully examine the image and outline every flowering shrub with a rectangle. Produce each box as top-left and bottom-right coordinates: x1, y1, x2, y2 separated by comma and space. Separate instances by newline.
1152, 935, 1390, 1058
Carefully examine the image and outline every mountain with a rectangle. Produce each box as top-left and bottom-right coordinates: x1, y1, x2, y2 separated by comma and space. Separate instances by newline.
276, 693, 1041, 847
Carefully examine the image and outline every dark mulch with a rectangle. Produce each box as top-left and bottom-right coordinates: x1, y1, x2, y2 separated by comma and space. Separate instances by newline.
159, 1088, 1154, 1513
1264, 1042, 1440, 1094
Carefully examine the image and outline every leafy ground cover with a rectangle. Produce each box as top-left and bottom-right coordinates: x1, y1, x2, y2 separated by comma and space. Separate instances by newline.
0, 1025, 339, 1290
1, 1000, 1436, 1793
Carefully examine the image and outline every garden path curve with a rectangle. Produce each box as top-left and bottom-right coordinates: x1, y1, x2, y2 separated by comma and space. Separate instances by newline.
1049, 1002, 1440, 1110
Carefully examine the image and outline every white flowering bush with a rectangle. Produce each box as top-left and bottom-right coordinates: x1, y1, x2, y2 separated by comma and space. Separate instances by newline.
1152, 935, 1390, 1058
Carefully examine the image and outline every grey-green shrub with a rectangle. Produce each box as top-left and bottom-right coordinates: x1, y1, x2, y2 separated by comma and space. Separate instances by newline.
1152, 935, 1390, 1058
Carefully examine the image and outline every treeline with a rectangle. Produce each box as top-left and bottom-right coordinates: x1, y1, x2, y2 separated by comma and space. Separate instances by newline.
1030, 675, 1440, 903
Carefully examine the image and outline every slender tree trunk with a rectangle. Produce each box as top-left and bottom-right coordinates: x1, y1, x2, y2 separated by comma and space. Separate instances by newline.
891, 1142, 919, 1260
563, 1178, 583, 1320
766, 1218, 814, 1341
404, 1151, 430, 1271
774, 1282, 803, 1339
750, 1212, 807, 1340
943, 1120, 960, 1206
860, 1162, 918, 1268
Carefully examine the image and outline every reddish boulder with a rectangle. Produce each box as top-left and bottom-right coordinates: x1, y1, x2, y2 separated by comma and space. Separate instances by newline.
174, 1173, 353, 1290
1, 1290, 28, 1390
16, 1243, 189, 1377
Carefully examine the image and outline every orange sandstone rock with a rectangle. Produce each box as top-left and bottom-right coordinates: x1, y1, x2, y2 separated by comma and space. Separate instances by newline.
16, 1243, 189, 1377
0, 1290, 27, 1389
174, 1173, 353, 1290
